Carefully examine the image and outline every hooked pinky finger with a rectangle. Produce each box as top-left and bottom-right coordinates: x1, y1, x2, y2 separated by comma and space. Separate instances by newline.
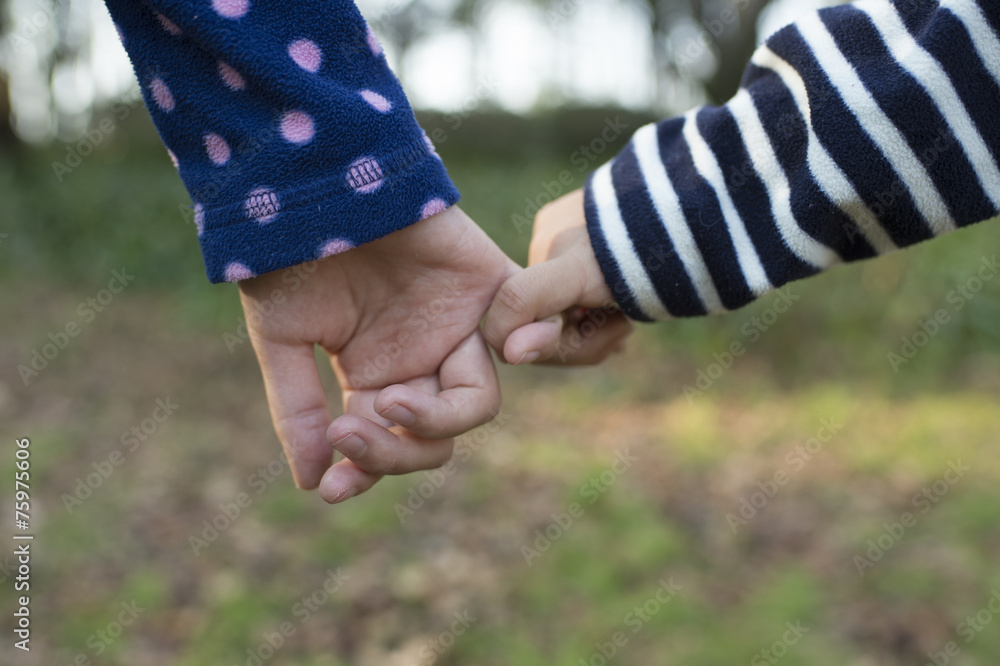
374, 332, 501, 440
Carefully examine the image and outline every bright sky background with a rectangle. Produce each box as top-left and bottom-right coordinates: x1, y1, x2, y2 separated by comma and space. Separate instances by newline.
1, 0, 837, 142
364, 0, 837, 112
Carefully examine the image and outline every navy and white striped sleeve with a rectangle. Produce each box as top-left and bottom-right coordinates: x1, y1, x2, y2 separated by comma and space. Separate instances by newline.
585, 0, 1000, 321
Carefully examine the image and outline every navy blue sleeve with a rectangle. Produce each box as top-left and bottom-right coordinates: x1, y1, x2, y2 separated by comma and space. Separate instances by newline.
585, 0, 1000, 321
103, 0, 459, 283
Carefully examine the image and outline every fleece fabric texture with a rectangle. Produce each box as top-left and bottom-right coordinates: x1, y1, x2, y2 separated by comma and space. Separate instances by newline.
103, 0, 459, 283
585, 0, 1000, 321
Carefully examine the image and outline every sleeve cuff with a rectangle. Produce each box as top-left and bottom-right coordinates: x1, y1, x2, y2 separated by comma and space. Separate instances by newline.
195, 137, 459, 283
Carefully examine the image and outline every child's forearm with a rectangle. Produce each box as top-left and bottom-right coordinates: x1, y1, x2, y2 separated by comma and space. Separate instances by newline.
104, 0, 458, 283
586, 0, 1000, 321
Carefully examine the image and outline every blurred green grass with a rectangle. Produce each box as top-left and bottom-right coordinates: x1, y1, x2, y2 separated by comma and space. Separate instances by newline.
2, 110, 1000, 665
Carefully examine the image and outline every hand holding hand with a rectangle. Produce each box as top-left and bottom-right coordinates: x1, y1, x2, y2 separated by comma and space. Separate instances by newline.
239, 205, 518, 503
483, 188, 634, 366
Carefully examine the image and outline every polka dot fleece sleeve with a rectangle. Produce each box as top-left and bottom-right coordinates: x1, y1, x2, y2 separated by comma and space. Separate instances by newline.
103, 0, 460, 283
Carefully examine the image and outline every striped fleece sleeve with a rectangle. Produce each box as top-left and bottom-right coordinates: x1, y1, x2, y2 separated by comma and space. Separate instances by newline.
585, 0, 1000, 321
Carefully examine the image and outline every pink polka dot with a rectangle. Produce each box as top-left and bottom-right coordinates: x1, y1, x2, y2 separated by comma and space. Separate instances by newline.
193, 204, 205, 235
224, 262, 255, 282
245, 187, 280, 223
288, 39, 321, 73
156, 13, 181, 35
218, 62, 245, 91
167, 149, 179, 169
280, 111, 315, 144
360, 89, 392, 113
420, 198, 449, 220
149, 78, 174, 112
212, 0, 248, 19
319, 239, 354, 258
204, 133, 231, 166
346, 157, 384, 194
366, 26, 382, 56
423, 132, 440, 159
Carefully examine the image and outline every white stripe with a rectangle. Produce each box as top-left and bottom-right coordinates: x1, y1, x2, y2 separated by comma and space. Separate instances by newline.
751, 45, 899, 255
858, 0, 1000, 211
681, 110, 773, 296
940, 0, 1000, 91
797, 12, 957, 236
591, 162, 672, 320
631, 123, 726, 314
727, 89, 843, 269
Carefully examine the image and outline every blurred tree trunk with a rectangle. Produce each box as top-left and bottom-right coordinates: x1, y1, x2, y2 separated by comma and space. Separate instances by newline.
638, 0, 776, 107
376, 0, 442, 88
0, 0, 16, 150
0, 76, 12, 151
702, 0, 771, 104
649, 0, 677, 112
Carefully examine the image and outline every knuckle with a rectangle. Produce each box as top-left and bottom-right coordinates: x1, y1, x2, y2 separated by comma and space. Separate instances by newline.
495, 280, 532, 318
275, 406, 328, 450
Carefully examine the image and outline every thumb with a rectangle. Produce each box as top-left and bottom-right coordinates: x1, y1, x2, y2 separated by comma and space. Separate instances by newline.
505, 307, 633, 366
503, 315, 564, 365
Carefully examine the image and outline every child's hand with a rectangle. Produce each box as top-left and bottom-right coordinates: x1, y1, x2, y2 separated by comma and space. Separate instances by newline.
483, 189, 634, 366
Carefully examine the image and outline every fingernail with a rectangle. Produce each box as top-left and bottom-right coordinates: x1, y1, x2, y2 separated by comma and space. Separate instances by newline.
515, 351, 541, 365
332, 433, 367, 458
327, 487, 358, 504
380, 403, 416, 427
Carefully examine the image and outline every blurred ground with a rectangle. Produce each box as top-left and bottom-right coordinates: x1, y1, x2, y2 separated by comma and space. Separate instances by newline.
2, 110, 1000, 665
